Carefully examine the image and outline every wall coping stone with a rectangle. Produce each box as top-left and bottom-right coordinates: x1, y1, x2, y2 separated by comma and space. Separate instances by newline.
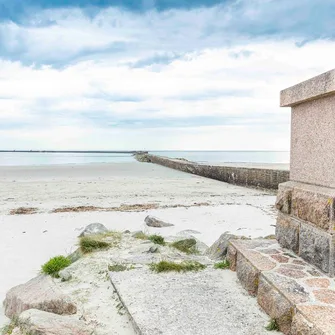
280, 69, 335, 107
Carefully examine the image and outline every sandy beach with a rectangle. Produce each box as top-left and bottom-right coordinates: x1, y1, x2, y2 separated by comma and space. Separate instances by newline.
0, 161, 277, 328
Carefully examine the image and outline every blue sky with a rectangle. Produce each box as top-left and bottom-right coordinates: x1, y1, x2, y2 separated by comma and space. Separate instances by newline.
0, 0, 334, 150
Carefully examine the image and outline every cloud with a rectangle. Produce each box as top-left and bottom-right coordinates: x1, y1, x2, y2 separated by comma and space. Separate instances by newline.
0, 0, 334, 150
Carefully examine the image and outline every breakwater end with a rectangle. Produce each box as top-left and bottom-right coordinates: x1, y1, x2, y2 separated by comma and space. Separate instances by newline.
135, 154, 289, 190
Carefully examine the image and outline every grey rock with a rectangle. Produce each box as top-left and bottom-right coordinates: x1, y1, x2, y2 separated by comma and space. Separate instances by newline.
4, 275, 77, 318
132, 231, 146, 238
68, 248, 84, 263
275, 213, 300, 254
78, 223, 109, 237
59, 269, 72, 282
299, 222, 331, 273
205, 232, 239, 260
18, 309, 94, 335
144, 215, 174, 228
148, 246, 159, 253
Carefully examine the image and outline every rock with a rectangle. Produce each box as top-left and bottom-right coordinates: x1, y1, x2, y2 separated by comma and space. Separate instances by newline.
18, 309, 93, 335
132, 231, 147, 239
205, 232, 239, 260
123, 230, 131, 234
148, 246, 159, 253
4, 275, 77, 318
59, 269, 72, 282
144, 215, 174, 228
68, 248, 84, 263
78, 223, 109, 237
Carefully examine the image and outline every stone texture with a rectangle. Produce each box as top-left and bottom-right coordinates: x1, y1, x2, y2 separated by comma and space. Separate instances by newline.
275, 267, 307, 279
304, 278, 330, 288
276, 183, 293, 214
271, 254, 289, 263
296, 305, 335, 335
290, 94, 335, 188
280, 69, 335, 107
291, 187, 333, 231
313, 289, 335, 304
226, 244, 237, 271
236, 253, 260, 296
18, 309, 93, 335
205, 232, 239, 260
4, 275, 77, 318
257, 275, 293, 334
275, 213, 300, 254
144, 215, 174, 227
291, 312, 325, 335
78, 222, 109, 237
299, 223, 331, 273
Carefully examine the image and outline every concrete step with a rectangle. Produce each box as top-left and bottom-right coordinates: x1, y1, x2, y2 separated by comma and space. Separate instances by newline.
228, 239, 335, 335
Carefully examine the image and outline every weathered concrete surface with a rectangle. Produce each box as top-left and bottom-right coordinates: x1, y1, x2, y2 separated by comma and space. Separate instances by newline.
230, 239, 335, 334
18, 309, 93, 335
137, 154, 289, 190
4, 275, 77, 319
110, 268, 273, 335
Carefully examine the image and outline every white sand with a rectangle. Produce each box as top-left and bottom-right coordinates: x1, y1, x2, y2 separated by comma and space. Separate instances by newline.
0, 162, 277, 328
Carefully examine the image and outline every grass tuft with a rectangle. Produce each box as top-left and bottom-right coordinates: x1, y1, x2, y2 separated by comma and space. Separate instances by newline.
170, 239, 198, 254
214, 259, 230, 269
265, 319, 279, 331
41, 256, 71, 278
108, 263, 135, 272
133, 231, 148, 240
150, 261, 206, 273
0, 317, 18, 335
79, 236, 111, 253
148, 235, 165, 245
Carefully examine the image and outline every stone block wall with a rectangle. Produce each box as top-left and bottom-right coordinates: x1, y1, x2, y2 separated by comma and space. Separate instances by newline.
276, 181, 335, 276
139, 154, 289, 190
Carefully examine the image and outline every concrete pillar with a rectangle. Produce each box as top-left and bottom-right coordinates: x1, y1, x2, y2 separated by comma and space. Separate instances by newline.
276, 69, 335, 276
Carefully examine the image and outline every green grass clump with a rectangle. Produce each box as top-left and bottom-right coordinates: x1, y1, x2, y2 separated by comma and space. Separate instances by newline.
214, 259, 230, 269
108, 264, 132, 272
1, 317, 18, 335
265, 319, 279, 331
79, 236, 111, 253
148, 234, 165, 245
150, 261, 206, 273
170, 239, 198, 254
41, 256, 71, 278
133, 231, 148, 240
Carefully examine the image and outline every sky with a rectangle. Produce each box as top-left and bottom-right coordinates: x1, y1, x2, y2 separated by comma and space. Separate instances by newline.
0, 0, 334, 151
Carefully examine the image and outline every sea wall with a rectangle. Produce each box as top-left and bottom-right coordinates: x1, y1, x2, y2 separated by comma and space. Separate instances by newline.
137, 154, 289, 190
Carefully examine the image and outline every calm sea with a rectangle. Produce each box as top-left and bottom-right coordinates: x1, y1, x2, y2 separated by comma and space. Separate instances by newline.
0, 151, 289, 167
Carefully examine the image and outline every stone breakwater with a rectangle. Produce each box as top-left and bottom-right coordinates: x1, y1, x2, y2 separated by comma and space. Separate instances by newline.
136, 154, 289, 190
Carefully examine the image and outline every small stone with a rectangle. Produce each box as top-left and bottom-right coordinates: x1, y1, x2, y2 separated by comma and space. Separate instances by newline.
304, 278, 330, 288
313, 289, 335, 304
59, 269, 72, 282
147, 246, 159, 253
271, 254, 289, 263
123, 230, 131, 234
275, 267, 307, 279
144, 215, 174, 228
78, 223, 109, 237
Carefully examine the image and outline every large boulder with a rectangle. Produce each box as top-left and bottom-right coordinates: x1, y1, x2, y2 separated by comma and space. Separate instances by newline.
18, 309, 93, 335
205, 232, 239, 260
78, 223, 109, 237
145, 216, 174, 228
4, 275, 77, 319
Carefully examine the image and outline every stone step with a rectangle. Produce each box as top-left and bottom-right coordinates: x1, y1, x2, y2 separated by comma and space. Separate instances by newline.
227, 239, 335, 335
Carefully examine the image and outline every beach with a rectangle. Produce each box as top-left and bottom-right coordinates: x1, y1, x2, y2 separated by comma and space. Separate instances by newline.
0, 161, 277, 328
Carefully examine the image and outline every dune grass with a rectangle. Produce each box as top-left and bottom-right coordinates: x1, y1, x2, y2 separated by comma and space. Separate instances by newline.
79, 236, 111, 253
170, 239, 198, 254
41, 256, 72, 278
148, 234, 166, 245
150, 260, 206, 273
265, 319, 279, 331
214, 260, 230, 269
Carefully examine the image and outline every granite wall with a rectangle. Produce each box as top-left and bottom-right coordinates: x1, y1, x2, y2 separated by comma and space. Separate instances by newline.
138, 154, 289, 190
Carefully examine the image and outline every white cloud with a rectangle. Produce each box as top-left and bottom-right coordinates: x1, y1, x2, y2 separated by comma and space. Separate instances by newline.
0, 3, 334, 150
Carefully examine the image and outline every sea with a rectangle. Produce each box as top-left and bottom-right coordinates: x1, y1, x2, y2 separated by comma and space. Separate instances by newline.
0, 151, 289, 167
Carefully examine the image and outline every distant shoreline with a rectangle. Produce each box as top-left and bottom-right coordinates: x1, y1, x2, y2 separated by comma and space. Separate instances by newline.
0, 150, 147, 154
